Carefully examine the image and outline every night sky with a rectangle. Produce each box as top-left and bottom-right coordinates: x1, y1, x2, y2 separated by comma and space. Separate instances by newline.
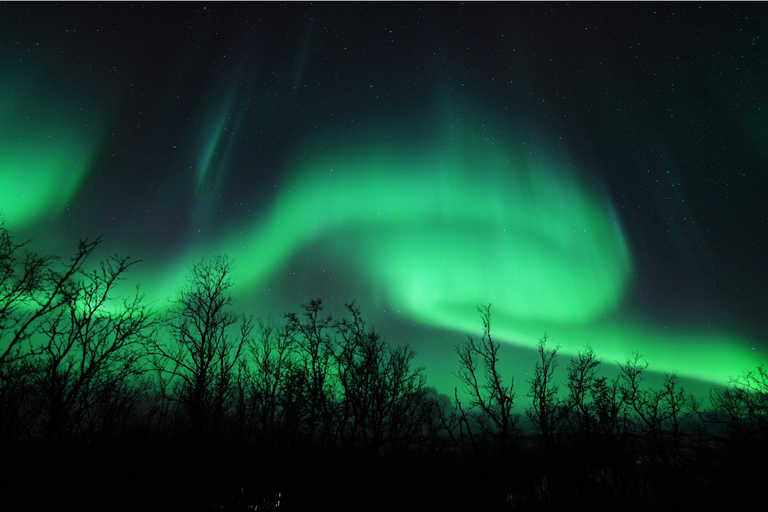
2, 2, 767, 396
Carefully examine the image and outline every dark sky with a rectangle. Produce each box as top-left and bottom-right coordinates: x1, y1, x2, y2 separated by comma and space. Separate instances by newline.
2, 2, 767, 395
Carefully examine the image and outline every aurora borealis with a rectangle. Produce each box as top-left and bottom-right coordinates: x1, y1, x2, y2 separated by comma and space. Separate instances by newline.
2, 2, 767, 395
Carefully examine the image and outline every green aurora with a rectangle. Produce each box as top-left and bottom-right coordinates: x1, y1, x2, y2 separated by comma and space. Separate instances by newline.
0, 72, 109, 227
2, 85, 764, 391
1, 3, 766, 398
122, 121, 764, 389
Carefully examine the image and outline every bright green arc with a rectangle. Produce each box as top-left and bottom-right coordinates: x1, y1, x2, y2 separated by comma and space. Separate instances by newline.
0, 75, 107, 228
221, 138, 632, 322
139, 126, 764, 387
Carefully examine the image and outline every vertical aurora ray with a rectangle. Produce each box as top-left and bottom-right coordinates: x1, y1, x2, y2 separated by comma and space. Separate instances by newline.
186, 46, 279, 239
194, 57, 256, 196
196, 107, 231, 193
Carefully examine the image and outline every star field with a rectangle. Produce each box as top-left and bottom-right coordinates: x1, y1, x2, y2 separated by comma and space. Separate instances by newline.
1, 2, 767, 395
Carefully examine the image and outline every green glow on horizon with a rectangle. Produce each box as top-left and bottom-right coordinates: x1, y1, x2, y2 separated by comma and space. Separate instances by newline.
427, 304, 764, 386
0, 74, 108, 228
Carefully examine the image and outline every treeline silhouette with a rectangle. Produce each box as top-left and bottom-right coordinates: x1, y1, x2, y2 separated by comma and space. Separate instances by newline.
1, 222, 767, 511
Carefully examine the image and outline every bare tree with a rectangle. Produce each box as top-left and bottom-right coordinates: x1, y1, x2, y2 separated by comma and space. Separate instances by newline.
234, 318, 295, 444
0, 354, 37, 442
565, 344, 624, 439
707, 363, 768, 437
282, 298, 336, 448
619, 352, 696, 463
454, 305, 518, 454
33, 255, 154, 443
732, 364, 768, 423
1, 220, 99, 366
334, 302, 428, 456
150, 255, 252, 441
526, 335, 566, 453
1, 221, 150, 443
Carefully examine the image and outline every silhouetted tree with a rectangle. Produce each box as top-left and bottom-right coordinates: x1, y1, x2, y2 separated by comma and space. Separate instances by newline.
5, 213, 768, 510
150, 255, 252, 442
526, 335, 566, 454
282, 298, 336, 449
33, 255, 154, 444
0, 355, 37, 443
334, 302, 428, 457
619, 353, 694, 450
699, 364, 768, 510
619, 350, 697, 508
565, 344, 624, 439
1, 221, 103, 443
454, 305, 519, 457
710, 363, 768, 436
565, 344, 600, 436
1, 220, 99, 366
234, 318, 294, 445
